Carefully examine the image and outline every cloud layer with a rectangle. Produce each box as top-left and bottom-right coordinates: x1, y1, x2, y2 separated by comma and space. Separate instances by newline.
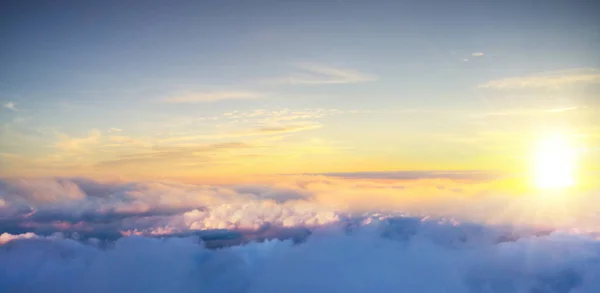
2, 217, 600, 293
1, 176, 599, 238
1, 177, 600, 293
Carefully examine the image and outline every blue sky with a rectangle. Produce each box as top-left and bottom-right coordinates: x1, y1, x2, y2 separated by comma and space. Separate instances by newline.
1, 0, 599, 181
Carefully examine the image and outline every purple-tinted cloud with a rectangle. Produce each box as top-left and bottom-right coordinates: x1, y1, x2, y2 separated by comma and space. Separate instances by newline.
316, 170, 505, 181
1, 218, 599, 293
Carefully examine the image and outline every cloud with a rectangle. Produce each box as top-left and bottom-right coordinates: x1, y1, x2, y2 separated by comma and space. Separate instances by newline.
268, 63, 376, 85
55, 129, 102, 153
231, 185, 311, 203
469, 106, 581, 119
256, 124, 323, 135
158, 124, 323, 143
3, 102, 18, 111
0, 177, 340, 239
220, 108, 346, 123
315, 170, 504, 181
546, 106, 579, 113
1, 218, 599, 293
478, 68, 600, 90
163, 91, 262, 103
95, 142, 254, 168
2, 107, 348, 175
1, 176, 599, 238
0, 232, 37, 245
1, 176, 600, 292
471, 52, 484, 57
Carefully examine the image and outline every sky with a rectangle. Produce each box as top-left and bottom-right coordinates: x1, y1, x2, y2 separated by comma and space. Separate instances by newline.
1, 1, 600, 292
1, 0, 599, 184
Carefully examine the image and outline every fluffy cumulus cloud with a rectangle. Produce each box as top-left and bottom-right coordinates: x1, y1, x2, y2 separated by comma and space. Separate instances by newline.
0, 178, 339, 241
1, 177, 600, 292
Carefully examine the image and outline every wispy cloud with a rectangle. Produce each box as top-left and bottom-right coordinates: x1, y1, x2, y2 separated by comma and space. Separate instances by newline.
256, 124, 323, 135
221, 108, 346, 124
3, 102, 18, 111
478, 68, 600, 90
313, 170, 504, 181
163, 91, 262, 103
158, 123, 323, 143
96, 142, 253, 168
547, 106, 579, 113
108, 128, 123, 133
268, 63, 376, 85
470, 106, 580, 118
471, 52, 484, 57
55, 129, 102, 153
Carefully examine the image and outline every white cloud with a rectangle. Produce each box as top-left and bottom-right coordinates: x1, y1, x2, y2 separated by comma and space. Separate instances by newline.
268, 63, 377, 85
0, 232, 38, 245
471, 52, 484, 57
163, 91, 262, 103
108, 128, 123, 133
478, 68, 600, 90
3, 102, 18, 111
547, 106, 579, 113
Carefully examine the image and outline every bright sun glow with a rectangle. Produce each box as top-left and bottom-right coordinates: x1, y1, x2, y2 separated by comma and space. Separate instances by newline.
533, 134, 578, 189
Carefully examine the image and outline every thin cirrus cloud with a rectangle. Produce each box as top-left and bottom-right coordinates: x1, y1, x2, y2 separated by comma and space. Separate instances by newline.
163, 91, 263, 103
267, 63, 377, 85
312, 170, 504, 181
546, 106, 580, 113
95, 142, 253, 168
55, 129, 102, 153
469, 106, 580, 119
157, 123, 323, 143
160, 63, 374, 103
256, 124, 323, 135
478, 68, 600, 90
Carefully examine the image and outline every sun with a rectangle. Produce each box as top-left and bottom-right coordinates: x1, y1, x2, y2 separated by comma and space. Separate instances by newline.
532, 134, 578, 189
